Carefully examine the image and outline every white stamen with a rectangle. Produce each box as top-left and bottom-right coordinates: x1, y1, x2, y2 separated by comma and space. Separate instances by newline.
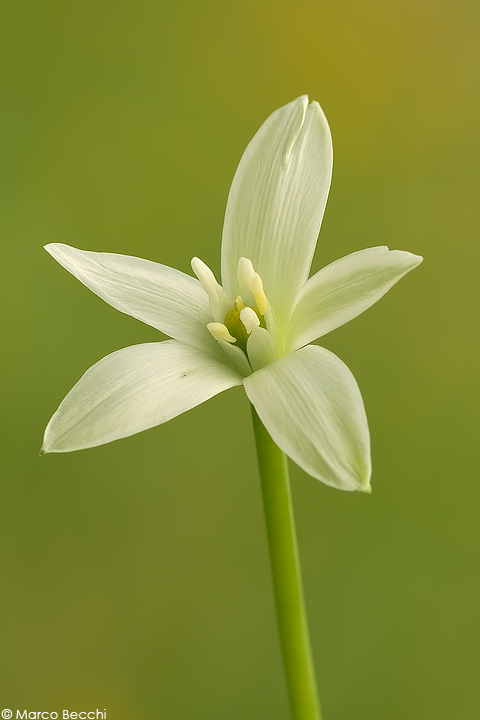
207, 322, 236, 344
251, 273, 268, 315
240, 307, 260, 334
246, 326, 279, 371
191, 257, 220, 300
236, 257, 268, 315
191, 257, 231, 322
237, 257, 255, 297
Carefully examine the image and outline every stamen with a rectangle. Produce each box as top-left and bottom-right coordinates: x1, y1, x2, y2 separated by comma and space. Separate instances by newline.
235, 296, 246, 311
191, 257, 231, 322
207, 322, 236, 344
236, 257, 255, 297
236, 257, 268, 315
240, 307, 260, 334
246, 326, 279, 371
191, 257, 220, 300
251, 273, 268, 315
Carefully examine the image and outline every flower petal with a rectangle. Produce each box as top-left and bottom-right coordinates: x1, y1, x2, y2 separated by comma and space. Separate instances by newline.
42, 340, 242, 453
243, 345, 371, 492
45, 244, 215, 352
221, 96, 333, 325
287, 247, 423, 352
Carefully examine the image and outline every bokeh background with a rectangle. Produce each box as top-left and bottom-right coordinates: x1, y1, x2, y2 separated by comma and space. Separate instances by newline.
1, 1, 479, 718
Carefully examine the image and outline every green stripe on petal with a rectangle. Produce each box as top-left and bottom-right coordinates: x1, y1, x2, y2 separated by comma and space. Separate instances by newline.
45, 244, 216, 354
221, 96, 333, 327
42, 340, 242, 453
244, 345, 371, 492
287, 247, 423, 351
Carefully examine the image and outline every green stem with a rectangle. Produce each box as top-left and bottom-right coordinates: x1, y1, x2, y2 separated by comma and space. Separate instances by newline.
251, 406, 323, 720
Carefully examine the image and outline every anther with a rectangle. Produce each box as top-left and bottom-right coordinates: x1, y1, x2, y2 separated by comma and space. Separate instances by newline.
236, 257, 268, 315
207, 322, 236, 344
251, 273, 268, 315
191, 257, 231, 322
237, 257, 255, 297
191, 257, 220, 301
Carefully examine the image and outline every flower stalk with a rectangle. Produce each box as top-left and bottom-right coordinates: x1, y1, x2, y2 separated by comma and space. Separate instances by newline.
251, 406, 323, 720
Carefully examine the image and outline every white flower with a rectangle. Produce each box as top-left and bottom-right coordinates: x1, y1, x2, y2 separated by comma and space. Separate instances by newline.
42, 96, 422, 492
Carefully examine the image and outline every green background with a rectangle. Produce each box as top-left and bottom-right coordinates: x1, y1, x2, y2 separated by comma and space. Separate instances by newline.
2, 1, 479, 718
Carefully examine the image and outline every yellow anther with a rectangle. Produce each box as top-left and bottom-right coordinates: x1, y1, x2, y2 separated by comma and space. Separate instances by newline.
251, 273, 268, 315
236, 257, 269, 315
207, 322, 236, 344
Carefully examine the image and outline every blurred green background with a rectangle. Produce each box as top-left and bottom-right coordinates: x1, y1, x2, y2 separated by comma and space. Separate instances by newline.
1, 0, 479, 718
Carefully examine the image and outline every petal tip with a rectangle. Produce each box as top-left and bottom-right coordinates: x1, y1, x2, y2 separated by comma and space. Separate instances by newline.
40, 431, 54, 455
40, 433, 59, 454
359, 464, 372, 493
44, 242, 68, 259
392, 248, 424, 265
306, 98, 331, 128
397, 250, 424, 270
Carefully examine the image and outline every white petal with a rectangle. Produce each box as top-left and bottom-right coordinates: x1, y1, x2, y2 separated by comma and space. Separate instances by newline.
244, 345, 371, 492
221, 96, 333, 326
42, 341, 242, 453
45, 244, 214, 352
287, 247, 423, 352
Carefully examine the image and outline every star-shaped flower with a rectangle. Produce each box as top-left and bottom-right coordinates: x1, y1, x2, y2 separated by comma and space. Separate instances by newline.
42, 96, 422, 491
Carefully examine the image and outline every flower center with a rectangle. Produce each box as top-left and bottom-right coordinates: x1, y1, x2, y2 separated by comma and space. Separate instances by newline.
191, 256, 278, 374
224, 302, 266, 352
